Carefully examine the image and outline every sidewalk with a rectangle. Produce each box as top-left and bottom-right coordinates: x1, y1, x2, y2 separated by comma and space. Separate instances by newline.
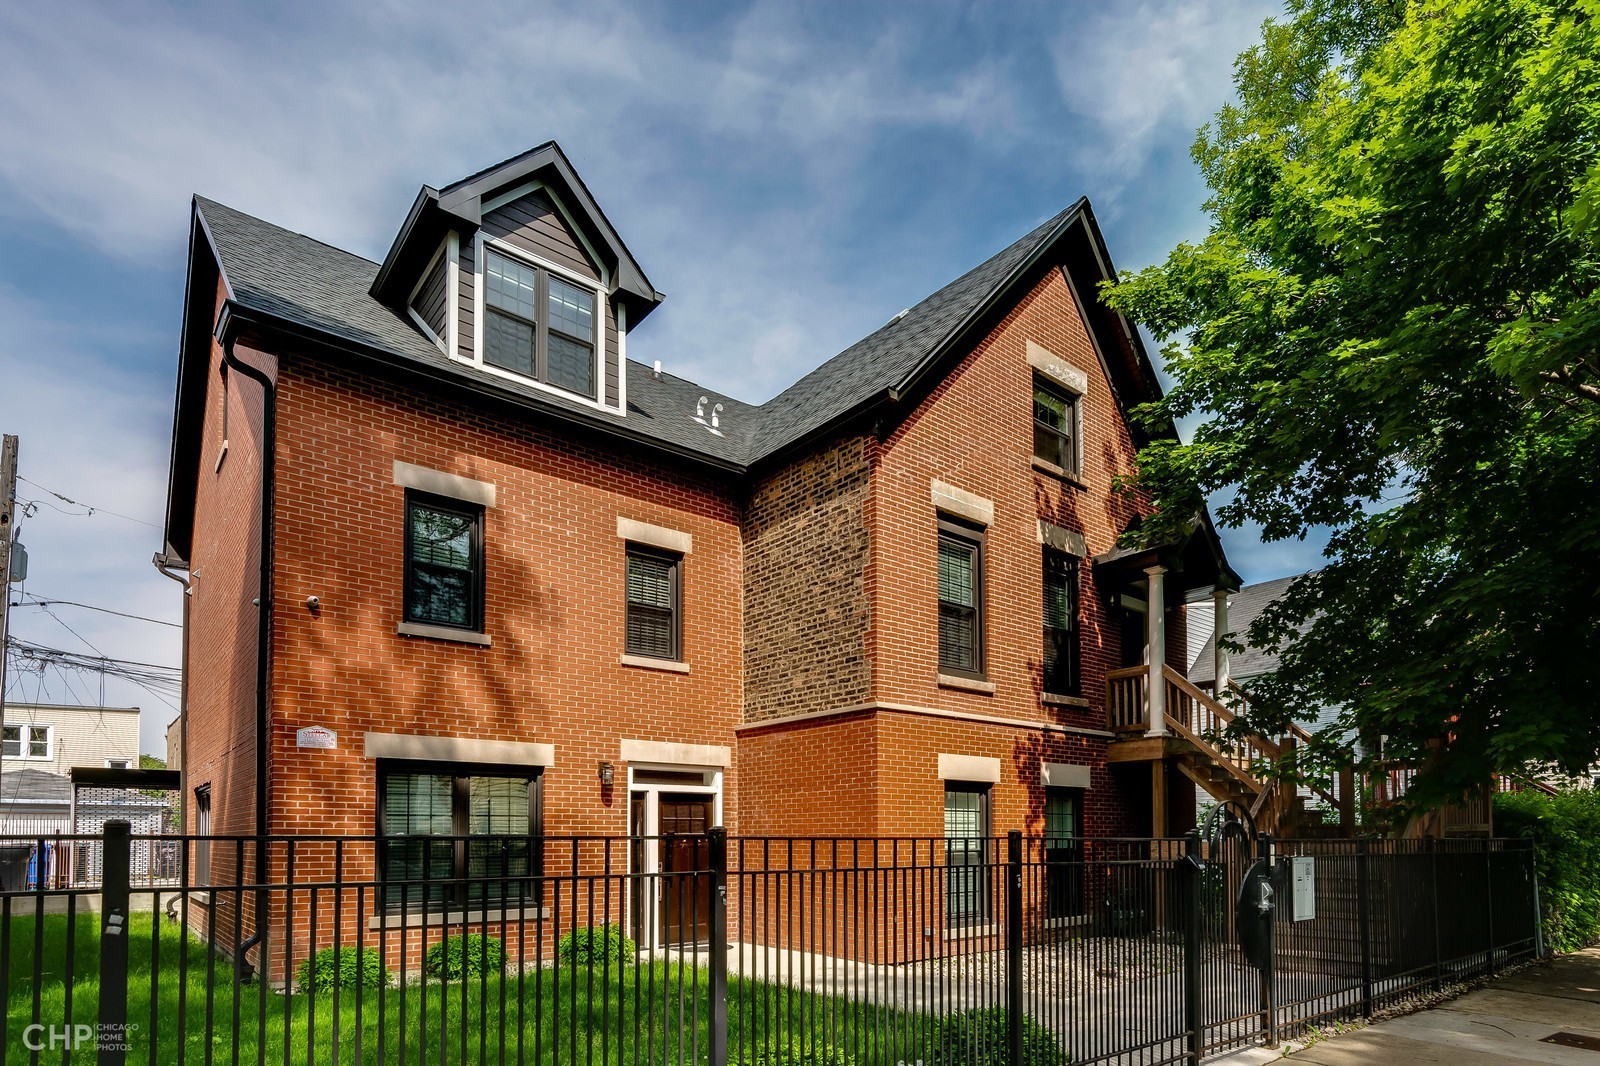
1220, 947, 1600, 1064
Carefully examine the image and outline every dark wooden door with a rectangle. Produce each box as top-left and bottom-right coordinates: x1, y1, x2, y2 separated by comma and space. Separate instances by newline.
659, 794, 712, 946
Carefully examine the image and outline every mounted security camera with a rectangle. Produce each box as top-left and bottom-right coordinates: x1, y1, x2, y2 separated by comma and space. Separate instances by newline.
305, 595, 320, 610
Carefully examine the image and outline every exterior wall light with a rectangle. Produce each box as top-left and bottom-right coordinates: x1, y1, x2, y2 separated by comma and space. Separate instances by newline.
598, 761, 615, 787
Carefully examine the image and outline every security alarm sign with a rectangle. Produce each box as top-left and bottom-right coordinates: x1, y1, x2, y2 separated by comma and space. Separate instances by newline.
296, 726, 337, 750
1291, 856, 1316, 921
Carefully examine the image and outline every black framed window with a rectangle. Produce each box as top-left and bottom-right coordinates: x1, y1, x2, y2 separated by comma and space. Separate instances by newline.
944, 784, 992, 925
193, 785, 211, 884
1043, 550, 1080, 696
379, 765, 543, 911
1044, 786, 1085, 919
483, 248, 598, 400
1033, 376, 1079, 473
937, 520, 984, 678
404, 492, 484, 631
625, 545, 682, 660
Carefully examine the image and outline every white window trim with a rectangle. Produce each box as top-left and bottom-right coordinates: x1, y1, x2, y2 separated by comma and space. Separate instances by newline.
406, 237, 450, 354
105, 758, 133, 770
3, 724, 53, 761
624, 761, 724, 953
471, 233, 617, 414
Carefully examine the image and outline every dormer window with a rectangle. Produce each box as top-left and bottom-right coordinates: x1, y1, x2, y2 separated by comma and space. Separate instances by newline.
481, 247, 599, 400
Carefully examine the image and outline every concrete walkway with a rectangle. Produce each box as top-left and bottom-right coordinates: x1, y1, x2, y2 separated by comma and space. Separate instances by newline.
1218, 948, 1600, 1064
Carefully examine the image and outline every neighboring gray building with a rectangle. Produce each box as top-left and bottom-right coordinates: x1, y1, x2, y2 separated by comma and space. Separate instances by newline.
1188, 574, 1306, 689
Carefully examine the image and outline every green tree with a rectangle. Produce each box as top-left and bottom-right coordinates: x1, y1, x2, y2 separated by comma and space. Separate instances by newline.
1104, 0, 1600, 807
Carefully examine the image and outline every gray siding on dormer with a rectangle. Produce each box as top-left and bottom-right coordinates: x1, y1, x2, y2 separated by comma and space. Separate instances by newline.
410, 240, 449, 344
481, 191, 601, 283
455, 189, 622, 408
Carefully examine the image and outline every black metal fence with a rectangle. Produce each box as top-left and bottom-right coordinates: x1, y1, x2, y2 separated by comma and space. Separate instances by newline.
0, 827, 1540, 1064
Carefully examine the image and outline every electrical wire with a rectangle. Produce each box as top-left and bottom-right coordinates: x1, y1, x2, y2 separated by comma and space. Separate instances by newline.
7, 593, 181, 629
15, 475, 162, 529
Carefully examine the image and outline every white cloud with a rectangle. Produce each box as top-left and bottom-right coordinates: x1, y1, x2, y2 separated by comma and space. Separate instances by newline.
1050, 0, 1278, 193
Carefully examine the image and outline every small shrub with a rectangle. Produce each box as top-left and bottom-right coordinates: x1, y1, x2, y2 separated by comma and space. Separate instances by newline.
1495, 787, 1600, 952
556, 924, 635, 966
297, 945, 388, 993
740, 1040, 856, 1066
939, 1006, 1069, 1066
424, 934, 507, 979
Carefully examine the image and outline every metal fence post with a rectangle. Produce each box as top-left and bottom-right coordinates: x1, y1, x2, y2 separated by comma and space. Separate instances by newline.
1484, 839, 1497, 977
1531, 841, 1546, 959
1429, 836, 1444, 990
707, 826, 729, 1066
1356, 838, 1373, 1019
97, 820, 131, 1066
1259, 832, 1277, 1047
1184, 832, 1203, 1065
1007, 830, 1023, 1066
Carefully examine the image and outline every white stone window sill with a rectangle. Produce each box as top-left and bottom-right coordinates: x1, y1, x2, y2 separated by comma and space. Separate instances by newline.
938, 673, 995, 695
1042, 692, 1091, 709
368, 905, 551, 932
396, 622, 491, 646
1031, 456, 1087, 489
944, 923, 999, 941
1043, 915, 1090, 931
620, 654, 690, 674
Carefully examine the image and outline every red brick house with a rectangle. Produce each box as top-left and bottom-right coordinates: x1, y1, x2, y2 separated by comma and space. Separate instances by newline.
159, 143, 1241, 960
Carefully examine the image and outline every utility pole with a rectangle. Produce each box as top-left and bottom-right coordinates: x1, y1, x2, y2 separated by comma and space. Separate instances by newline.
0, 433, 17, 718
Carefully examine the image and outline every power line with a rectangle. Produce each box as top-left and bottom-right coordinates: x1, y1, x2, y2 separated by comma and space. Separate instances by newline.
7, 594, 181, 629
15, 475, 162, 529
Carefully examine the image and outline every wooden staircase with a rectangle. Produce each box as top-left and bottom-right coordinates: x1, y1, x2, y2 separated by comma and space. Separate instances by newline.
1106, 664, 1347, 837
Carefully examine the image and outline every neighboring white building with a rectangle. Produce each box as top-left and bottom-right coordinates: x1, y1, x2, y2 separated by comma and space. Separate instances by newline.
1, 702, 140, 775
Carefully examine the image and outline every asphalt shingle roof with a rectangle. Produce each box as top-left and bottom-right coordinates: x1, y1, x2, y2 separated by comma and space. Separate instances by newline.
197, 195, 1084, 469
1189, 574, 1309, 684
0, 768, 71, 806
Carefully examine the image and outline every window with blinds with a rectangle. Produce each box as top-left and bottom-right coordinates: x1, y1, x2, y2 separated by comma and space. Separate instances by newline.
937, 521, 983, 678
1043, 549, 1080, 695
379, 768, 542, 911
944, 784, 991, 924
1044, 787, 1085, 919
625, 546, 681, 661
404, 492, 483, 631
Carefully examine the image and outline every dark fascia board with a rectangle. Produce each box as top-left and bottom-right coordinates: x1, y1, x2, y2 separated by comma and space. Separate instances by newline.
68, 766, 181, 789
213, 298, 749, 479
436, 142, 662, 323
163, 200, 229, 561
369, 185, 442, 306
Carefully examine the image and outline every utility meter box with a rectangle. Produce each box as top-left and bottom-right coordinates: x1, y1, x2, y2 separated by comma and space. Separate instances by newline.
1291, 855, 1316, 922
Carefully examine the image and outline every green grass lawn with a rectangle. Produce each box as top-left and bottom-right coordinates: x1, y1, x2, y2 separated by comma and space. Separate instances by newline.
3, 912, 941, 1064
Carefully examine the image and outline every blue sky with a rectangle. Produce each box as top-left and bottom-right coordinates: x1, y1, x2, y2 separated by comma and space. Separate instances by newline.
0, 0, 1324, 755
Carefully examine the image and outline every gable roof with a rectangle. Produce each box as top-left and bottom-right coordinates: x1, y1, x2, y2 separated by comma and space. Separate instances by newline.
1189, 573, 1310, 684
370, 143, 663, 324
166, 153, 1188, 561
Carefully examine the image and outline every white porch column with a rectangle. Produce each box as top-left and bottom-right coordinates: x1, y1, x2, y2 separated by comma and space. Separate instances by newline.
1145, 565, 1168, 738
1212, 586, 1232, 699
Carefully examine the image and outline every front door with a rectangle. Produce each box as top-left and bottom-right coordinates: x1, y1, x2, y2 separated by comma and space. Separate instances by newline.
659, 793, 713, 946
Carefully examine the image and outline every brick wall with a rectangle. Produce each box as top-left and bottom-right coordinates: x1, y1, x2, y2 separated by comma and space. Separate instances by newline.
264, 353, 746, 850
181, 281, 273, 949
741, 435, 871, 722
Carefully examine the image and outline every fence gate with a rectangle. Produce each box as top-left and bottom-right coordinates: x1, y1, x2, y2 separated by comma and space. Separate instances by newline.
1194, 802, 1271, 1056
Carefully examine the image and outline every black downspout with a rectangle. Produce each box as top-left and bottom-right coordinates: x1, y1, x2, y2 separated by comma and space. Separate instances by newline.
218, 317, 274, 980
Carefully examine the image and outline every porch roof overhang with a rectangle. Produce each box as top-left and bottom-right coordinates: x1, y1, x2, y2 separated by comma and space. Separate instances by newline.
1092, 509, 1241, 602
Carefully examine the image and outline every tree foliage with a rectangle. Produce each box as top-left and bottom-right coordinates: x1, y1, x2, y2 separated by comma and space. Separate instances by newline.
1103, 0, 1600, 805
